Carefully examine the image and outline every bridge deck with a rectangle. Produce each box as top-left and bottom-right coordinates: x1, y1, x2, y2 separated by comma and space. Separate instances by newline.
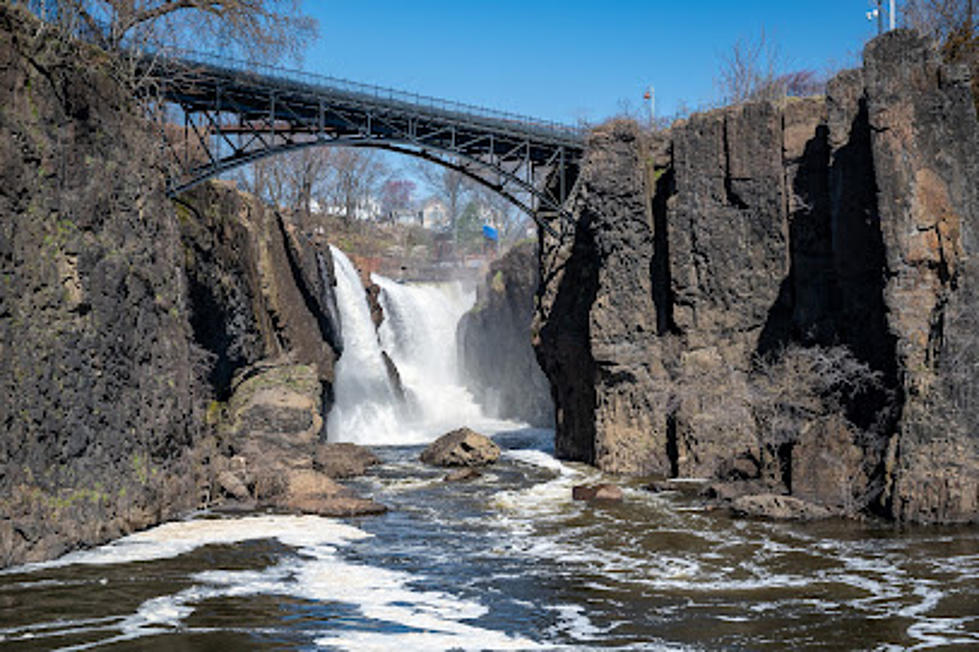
151, 51, 586, 225
153, 51, 584, 152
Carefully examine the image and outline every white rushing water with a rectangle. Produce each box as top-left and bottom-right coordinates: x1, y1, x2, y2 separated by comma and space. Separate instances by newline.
327, 246, 520, 445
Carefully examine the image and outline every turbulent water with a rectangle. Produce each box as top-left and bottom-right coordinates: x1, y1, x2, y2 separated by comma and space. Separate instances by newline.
326, 245, 520, 445
2, 247, 977, 650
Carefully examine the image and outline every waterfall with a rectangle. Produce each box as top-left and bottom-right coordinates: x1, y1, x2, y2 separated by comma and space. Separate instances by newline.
327, 246, 516, 444
326, 246, 402, 443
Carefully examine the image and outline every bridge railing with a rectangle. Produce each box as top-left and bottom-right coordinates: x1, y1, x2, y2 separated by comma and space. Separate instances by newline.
160, 48, 586, 142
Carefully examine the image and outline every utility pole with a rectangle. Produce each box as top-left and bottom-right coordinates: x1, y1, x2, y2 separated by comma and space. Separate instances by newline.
644, 85, 655, 127
868, 1, 891, 35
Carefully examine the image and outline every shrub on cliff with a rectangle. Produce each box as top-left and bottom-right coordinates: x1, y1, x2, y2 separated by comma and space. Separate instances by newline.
750, 345, 884, 443
748, 345, 894, 500
904, 0, 979, 114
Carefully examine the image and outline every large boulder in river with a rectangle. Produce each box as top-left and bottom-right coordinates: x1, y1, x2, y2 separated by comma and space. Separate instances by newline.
280, 469, 387, 517
730, 494, 837, 521
314, 442, 381, 478
420, 428, 501, 467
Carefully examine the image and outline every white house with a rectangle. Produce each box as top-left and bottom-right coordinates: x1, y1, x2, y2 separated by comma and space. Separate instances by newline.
421, 197, 450, 230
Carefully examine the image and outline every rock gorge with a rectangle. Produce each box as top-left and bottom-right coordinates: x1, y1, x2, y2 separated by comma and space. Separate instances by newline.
2, 0, 979, 570
534, 29, 979, 524
457, 240, 553, 428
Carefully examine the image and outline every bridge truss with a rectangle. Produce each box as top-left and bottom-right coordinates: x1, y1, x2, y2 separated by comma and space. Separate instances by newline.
150, 52, 586, 233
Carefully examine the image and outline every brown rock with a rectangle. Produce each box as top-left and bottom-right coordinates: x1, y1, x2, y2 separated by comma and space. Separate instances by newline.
420, 428, 501, 467
226, 363, 324, 472
314, 443, 381, 478
287, 469, 350, 498
572, 484, 623, 502
216, 470, 251, 501
273, 469, 388, 517
730, 494, 836, 520
443, 468, 482, 483
287, 495, 388, 517
863, 30, 979, 524
791, 415, 866, 512
702, 480, 772, 503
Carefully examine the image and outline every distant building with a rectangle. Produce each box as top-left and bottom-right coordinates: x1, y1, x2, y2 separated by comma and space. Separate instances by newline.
421, 197, 449, 230
392, 209, 422, 226
317, 196, 381, 221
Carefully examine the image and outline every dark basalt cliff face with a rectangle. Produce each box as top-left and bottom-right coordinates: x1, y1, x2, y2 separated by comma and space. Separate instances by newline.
0, 6, 343, 565
535, 30, 979, 524
458, 241, 553, 428
0, 8, 198, 563
177, 182, 342, 405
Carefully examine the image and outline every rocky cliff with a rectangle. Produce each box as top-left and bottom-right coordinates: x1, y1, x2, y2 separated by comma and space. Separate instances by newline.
535, 30, 979, 524
177, 181, 342, 404
0, 5, 345, 565
457, 241, 553, 427
0, 7, 198, 563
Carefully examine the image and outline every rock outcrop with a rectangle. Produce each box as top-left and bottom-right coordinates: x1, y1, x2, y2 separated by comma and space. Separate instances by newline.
457, 241, 553, 427
209, 362, 385, 516
535, 30, 979, 524
420, 428, 501, 467
730, 494, 836, 521
0, 6, 199, 565
178, 181, 343, 403
314, 442, 381, 478
0, 5, 351, 566
864, 31, 979, 523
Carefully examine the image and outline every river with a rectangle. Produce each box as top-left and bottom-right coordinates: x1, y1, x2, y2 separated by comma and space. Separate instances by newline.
1, 247, 977, 650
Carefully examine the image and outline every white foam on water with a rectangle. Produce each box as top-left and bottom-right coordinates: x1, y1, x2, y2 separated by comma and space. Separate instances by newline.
9, 514, 539, 651
905, 617, 979, 649
5, 515, 370, 574
313, 629, 543, 651
546, 603, 605, 641
502, 448, 582, 475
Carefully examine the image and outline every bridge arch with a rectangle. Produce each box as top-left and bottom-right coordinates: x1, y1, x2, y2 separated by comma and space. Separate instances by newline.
152, 52, 584, 233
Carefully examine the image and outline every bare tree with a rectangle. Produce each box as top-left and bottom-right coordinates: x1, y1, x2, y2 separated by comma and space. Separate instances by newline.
379, 179, 416, 221
246, 148, 332, 215
13, 0, 317, 63
903, 0, 977, 39
236, 147, 388, 223
715, 28, 786, 105
320, 148, 387, 223
904, 0, 978, 111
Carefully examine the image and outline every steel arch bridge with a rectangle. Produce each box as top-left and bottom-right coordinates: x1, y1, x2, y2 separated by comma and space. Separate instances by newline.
149, 51, 586, 233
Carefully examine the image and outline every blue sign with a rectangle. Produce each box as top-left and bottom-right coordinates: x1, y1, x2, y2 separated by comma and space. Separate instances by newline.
482, 225, 499, 241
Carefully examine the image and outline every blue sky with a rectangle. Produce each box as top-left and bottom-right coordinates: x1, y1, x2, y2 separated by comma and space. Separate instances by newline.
300, 1, 888, 126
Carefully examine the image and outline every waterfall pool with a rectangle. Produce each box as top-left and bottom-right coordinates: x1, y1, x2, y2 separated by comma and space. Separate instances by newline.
2, 429, 978, 650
